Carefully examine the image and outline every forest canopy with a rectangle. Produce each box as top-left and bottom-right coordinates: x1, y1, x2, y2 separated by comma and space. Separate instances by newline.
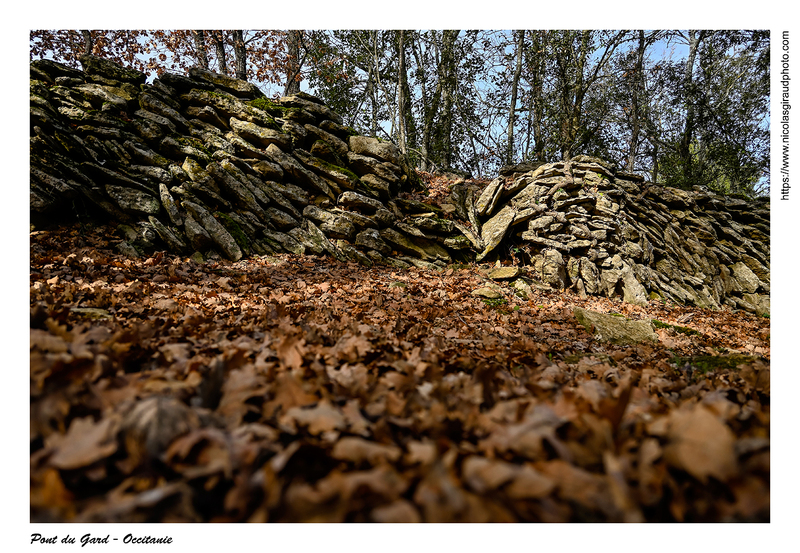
30, 30, 770, 196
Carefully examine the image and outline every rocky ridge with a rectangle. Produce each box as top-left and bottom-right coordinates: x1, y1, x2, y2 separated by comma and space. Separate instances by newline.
29, 57, 769, 315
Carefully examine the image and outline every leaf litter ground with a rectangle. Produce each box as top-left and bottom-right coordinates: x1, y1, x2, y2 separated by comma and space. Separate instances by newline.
30, 224, 769, 522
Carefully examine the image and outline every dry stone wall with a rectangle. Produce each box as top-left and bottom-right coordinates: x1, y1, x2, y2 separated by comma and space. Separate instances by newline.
30, 57, 770, 315
465, 158, 770, 316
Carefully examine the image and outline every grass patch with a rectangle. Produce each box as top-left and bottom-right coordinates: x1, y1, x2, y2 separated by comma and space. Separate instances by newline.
652, 319, 701, 336
670, 354, 762, 377
481, 297, 508, 310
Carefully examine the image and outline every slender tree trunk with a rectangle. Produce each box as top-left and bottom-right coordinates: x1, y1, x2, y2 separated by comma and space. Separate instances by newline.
212, 31, 228, 76
555, 31, 581, 161
397, 30, 408, 155
566, 31, 591, 160
506, 30, 525, 165
524, 88, 532, 160
192, 30, 209, 69
366, 31, 398, 137
627, 30, 646, 172
365, 68, 379, 137
652, 143, 659, 184
284, 30, 302, 95
232, 30, 247, 80
530, 31, 546, 161
399, 33, 417, 156
440, 30, 459, 168
80, 30, 93, 56
554, 30, 623, 161
412, 35, 440, 171
680, 30, 704, 183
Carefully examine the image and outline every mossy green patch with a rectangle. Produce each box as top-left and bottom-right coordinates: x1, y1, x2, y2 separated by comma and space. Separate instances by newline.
671, 354, 763, 376
652, 319, 701, 336
314, 156, 361, 184
150, 153, 172, 168
248, 97, 280, 112
215, 212, 250, 255
248, 98, 301, 123
171, 133, 212, 156
481, 297, 508, 309
649, 291, 664, 302
189, 251, 205, 264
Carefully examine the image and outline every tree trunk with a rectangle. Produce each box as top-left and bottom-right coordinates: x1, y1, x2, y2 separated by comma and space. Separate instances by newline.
192, 30, 209, 69
399, 32, 417, 157
412, 35, 439, 171
529, 31, 547, 161
506, 30, 525, 165
80, 30, 93, 56
557, 32, 587, 161
365, 69, 379, 137
284, 30, 302, 95
554, 30, 624, 161
679, 30, 704, 184
232, 30, 247, 80
652, 143, 659, 184
212, 31, 228, 76
627, 30, 646, 172
366, 31, 398, 138
439, 30, 459, 168
397, 30, 408, 155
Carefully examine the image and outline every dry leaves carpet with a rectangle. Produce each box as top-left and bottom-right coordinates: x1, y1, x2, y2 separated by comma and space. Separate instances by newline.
30, 224, 769, 522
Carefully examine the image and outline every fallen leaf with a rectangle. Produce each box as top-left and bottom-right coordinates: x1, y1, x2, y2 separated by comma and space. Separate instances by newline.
664, 404, 738, 483
47, 416, 120, 470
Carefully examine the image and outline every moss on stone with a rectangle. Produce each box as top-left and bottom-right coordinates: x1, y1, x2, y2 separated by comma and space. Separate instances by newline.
189, 251, 205, 263
316, 156, 361, 183
243, 99, 285, 130
150, 153, 172, 168
170, 133, 212, 157
652, 319, 701, 336
215, 212, 250, 255
649, 291, 664, 302
249, 97, 301, 120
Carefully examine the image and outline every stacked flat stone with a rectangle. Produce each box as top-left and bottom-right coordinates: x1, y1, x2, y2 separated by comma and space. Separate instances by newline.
30, 57, 769, 315
469, 156, 769, 316
30, 56, 462, 270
